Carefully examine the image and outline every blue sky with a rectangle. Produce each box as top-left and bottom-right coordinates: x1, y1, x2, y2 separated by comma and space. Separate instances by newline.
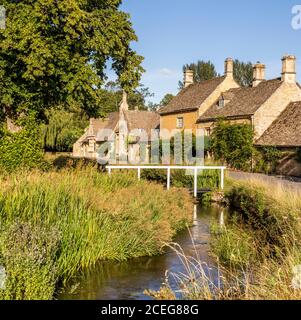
116, 0, 301, 104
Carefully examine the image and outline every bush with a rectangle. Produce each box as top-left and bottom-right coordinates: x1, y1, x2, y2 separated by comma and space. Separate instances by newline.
254, 146, 282, 174
210, 120, 254, 170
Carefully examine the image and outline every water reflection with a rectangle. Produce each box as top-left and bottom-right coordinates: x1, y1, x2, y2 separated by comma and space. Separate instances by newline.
58, 204, 228, 300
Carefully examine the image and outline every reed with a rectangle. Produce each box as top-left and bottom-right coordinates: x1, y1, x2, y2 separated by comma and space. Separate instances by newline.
0, 167, 193, 300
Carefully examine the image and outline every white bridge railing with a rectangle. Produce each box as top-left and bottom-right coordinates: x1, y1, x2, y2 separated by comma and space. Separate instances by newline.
106, 165, 226, 198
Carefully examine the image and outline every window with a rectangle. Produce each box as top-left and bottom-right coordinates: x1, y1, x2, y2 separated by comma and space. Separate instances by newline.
218, 97, 225, 108
177, 117, 184, 129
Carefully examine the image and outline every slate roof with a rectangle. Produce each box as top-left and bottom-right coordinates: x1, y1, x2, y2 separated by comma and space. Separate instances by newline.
79, 110, 159, 143
256, 101, 301, 147
158, 76, 226, 115
197, 79, 283, 123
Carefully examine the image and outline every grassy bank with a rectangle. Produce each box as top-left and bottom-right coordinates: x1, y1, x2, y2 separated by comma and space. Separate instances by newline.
147, 178, 301, 300
0, 168, 193, 300
211, 178, 301, 299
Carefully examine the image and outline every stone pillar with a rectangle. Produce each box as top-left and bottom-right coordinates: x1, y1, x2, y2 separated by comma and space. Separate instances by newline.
253, 63, 266, 87
282, 55, 296, 84
184, 69, 194, 88
224, 58, 233, 78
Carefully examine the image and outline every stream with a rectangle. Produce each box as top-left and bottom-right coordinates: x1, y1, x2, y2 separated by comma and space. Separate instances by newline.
59, 204, 227, 300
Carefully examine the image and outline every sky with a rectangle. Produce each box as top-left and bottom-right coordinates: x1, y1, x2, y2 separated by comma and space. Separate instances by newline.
114, 0, 301, 104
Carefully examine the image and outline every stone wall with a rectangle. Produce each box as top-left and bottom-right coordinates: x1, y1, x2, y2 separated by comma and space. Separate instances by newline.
253, 82, 301, 139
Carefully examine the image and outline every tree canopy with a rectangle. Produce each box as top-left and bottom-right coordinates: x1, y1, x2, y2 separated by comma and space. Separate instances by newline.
179, 59, 253, 88
0, 0, 144, 122
233, 59, 253, 87
160, 93, 174, 106
179, 60, 217, 88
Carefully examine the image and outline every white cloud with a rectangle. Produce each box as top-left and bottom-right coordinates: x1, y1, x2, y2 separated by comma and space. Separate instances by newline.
158, 68, 175, 77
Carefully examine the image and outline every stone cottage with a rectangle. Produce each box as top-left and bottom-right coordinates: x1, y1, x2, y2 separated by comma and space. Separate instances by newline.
159, 58, 239, 134
158, 55, 301, 176
197, 55, 301, 140
73, 92, 160, 163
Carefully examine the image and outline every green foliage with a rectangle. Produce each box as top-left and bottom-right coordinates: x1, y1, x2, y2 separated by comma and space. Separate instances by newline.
0, 222, 60, 300
42, 109, 88, 152
225, 184, 300, 252
141, 168, 221, 190
254, 146, 282, 174
100, 82, 153, 113
0, 0, 144, 120
210, 120, 254, 170
179, 60, 217, 88
0, 118, 45, 172
160, 93, 175, 107
0, 169, 193, 299
233, 59, 253, 87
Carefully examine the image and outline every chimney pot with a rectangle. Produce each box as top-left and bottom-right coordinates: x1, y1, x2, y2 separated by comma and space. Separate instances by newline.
184, 69, 194, 88
224, 58, 233, 78
253, 63, 266, 87
281, 55, 296, 83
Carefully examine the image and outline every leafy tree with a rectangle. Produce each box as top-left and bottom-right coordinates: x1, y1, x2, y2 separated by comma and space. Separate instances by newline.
0, 114, 46, 172
0, 0, 144, 122
233, 59, 253, 87
178, 59, 253, 89
211, 120, 254, 170
100, 82, 154, 113
42, 109, 89, 152
179, 60, 217, 88
160, 93, 174, 106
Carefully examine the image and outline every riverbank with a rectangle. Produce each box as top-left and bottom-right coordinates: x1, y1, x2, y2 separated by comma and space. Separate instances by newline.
212, 177, 301, 299
0, 168, 193, 300
148, 177, 301, 300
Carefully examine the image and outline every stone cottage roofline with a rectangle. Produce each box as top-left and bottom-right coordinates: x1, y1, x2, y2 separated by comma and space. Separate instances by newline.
255, 101, 301, 147
158, 76, 227, 116
197, 78, 284, 123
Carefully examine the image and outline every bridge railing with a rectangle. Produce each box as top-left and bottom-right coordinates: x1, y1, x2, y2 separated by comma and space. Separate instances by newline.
106, 165, 226, 197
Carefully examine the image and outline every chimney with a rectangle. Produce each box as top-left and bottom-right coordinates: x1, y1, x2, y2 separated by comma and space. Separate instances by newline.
253, 62, 266, 87
281, 55, 296, 83
224, 58, 233, 78
120, 90, 129, 111
184, 69, 194, 88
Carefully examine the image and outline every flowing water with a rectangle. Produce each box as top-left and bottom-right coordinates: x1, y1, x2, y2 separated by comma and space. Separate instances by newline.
59, 204, 227, 300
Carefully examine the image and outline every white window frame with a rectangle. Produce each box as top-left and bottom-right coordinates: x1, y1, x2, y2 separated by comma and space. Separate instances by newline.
176, 117, 184, 129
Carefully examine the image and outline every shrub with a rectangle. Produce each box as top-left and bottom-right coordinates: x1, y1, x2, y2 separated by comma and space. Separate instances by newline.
210, 120, 254, 170
254, 146, 282, 174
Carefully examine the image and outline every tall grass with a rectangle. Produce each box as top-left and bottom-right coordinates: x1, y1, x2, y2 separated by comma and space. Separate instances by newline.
147, 178, 301, 300
211, 178, 301, 299
0, 168, 193, 300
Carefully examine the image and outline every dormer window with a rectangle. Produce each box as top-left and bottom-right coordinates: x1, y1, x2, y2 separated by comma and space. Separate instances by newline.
218, 97, 225, 108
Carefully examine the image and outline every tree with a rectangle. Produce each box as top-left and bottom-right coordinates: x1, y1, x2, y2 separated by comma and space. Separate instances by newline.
178, 58, 253, 89
100, 82, 154, 113
233, 59, 253, 87
0, 0, 144, 122
160, 93, 174, 106
179, 60, 218, 89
